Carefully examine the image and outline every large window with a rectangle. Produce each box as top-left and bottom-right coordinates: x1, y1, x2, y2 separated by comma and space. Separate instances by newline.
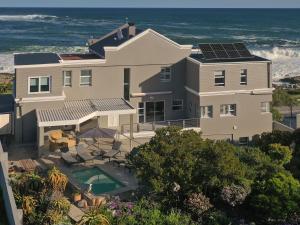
172, 99, 183, 111
124, 68, 130, 101
214, 70, 225, 86
29, 76, 50, 93
240, 69, 247, 85
220, 104, 236, 117
160, 67, 172, 82
63, 71, 72, 87
80, 70, 92, 86
261, 102, 270, 113
200, 105, 213, 118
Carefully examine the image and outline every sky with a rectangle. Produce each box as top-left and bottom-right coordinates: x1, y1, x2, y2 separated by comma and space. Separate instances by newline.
0, 0, 300, 8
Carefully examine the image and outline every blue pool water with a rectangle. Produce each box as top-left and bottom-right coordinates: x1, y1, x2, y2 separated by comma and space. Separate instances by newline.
72, 167, 124, 195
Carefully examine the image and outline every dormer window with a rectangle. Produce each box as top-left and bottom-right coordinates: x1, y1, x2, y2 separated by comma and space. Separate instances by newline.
160, 67, 171, 82
28, 76, 50, 94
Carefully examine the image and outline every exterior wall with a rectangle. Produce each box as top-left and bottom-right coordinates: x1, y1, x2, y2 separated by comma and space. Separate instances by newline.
185, 58, 200, 91
199, 93, 272, 140
199, 62, 269, 92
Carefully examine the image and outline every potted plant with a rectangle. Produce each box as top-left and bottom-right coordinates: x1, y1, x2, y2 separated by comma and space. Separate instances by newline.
73, 191, 82, 202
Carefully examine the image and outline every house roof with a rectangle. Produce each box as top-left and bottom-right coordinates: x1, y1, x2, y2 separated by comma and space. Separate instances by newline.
14, 53, 61, 66
190, 53, 269, 63
36, 98, 135, 127
89, 23, 144, 57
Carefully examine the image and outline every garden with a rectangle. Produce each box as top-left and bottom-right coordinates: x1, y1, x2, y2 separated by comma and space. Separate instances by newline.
9, 127, 300, 225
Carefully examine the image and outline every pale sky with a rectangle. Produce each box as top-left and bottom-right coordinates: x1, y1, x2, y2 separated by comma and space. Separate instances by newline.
0, 0, 300, 8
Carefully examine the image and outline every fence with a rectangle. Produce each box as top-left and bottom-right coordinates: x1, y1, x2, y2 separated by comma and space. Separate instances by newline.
0, 141, 22, 225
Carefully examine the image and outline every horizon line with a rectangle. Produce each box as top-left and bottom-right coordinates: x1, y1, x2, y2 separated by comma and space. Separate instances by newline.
0, 6, 300, 9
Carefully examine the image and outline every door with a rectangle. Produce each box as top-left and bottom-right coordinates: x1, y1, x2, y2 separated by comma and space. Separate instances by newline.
108, 114, 119, 127
145, 101, 165, 123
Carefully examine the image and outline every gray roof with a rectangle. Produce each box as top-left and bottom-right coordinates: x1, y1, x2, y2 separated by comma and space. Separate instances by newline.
14, 53, 61, 66
190, 53, 269, 63
36, 98, 135, 125
89, 23, 144, 57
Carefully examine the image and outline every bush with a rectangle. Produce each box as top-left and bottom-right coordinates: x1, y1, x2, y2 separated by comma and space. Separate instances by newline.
247, 172, 300, 224
184, 192, 213, 218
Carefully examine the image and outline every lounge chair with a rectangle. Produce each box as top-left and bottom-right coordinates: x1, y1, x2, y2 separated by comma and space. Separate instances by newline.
62, 152, 79, 165
102, 141, 122, 162
77, 148, 94, 162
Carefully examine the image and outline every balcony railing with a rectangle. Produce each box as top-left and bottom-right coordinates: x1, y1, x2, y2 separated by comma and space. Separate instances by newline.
120, 118, 200, 134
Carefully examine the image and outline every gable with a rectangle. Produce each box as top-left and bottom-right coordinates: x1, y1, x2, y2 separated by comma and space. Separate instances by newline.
104, 29, 192, 66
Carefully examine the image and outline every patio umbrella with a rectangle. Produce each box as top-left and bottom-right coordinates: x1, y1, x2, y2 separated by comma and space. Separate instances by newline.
78, 127, 117, 139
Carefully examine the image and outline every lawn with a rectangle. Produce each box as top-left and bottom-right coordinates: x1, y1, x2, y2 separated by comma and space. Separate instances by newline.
0, 83, 12, 95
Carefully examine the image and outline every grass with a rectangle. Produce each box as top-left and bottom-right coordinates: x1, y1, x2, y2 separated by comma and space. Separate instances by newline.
0, 82, 13, 95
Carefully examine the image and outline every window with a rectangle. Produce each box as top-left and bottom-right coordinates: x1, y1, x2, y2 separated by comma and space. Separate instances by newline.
138, 102, 144, 123
239, 137, 249, 145
29, 76, 50, 93
172, 99, 183, 111
261, 102, 270, 113
220, 104, 236, 117
200, 105, 213, 118
124, 68, 130, 101
240, 69, 247, 85
80, 70, 92, 86
63, 71, 72, 87
160, 67, 171, 82
214, 70, 225, 86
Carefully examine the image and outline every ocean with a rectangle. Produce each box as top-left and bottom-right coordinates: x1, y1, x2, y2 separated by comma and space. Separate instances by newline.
0, 8, 300, 79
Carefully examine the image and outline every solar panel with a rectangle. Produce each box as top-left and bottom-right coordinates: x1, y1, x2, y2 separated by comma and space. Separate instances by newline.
198, 42, 253, 60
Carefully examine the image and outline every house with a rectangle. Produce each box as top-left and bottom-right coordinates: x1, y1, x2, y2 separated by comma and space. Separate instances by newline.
12, 22, 272, 148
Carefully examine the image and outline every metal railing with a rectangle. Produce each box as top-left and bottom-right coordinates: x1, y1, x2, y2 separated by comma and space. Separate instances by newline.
120, 118, 200, 134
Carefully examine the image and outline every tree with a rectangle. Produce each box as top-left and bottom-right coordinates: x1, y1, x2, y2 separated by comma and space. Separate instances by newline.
267, 143, 292, 166
247, 172, 300, 224
128, 127, 250, 206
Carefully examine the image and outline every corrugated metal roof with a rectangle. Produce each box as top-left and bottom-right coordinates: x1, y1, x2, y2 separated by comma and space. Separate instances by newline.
37, 98, 135, 124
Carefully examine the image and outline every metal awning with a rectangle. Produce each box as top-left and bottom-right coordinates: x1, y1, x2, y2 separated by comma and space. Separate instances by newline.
36, 98, 136, 127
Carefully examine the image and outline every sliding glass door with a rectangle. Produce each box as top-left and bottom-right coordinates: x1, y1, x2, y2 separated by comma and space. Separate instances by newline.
138, 101, 165, 123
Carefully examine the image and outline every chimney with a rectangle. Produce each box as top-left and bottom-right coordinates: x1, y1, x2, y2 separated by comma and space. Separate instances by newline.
128, 22, 136, 37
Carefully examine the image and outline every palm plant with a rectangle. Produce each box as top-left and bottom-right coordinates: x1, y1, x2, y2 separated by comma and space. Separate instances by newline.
77, 207, 110, 225
22, 195, 37, 215
47, 166, 68, 192
50, 197, 71, 215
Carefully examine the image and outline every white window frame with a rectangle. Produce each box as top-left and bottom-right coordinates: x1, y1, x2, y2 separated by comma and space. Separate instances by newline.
214, 70, 225, 86
138, 102, 145, 123
220, 104, 236, 117
200, 105, 213, 118
172, 99, 183, 111
63, 71, 72, 87
261, 102, 270, 113
240, 69, 247, 85
80, 69, 92, 86
160, 67, 172, 82
28, 76, 51, 94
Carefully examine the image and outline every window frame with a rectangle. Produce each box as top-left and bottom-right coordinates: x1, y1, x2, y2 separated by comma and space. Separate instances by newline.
28, 76, 51, 94
172, 99, 184, 111
214, 70, 225, 86
239, 137, 249, 146
200, 105, 213, 118
220, 104, 236, 117
261, 102, 270, 113
80, 69, 92, 86
240, 69, 247, 85
63, 71, 72, 87
160, 66, 172, 82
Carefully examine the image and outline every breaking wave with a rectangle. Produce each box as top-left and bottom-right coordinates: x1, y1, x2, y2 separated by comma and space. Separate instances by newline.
0, 14, 58, 21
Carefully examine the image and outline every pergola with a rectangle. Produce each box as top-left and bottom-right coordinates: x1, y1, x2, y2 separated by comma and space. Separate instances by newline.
36, 98, 136, 151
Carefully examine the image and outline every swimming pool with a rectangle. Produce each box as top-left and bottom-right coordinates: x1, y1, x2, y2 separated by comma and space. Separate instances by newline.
71, 167, 125, 195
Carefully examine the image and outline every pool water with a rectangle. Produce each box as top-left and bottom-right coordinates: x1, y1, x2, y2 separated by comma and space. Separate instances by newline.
72, 167, 125, 195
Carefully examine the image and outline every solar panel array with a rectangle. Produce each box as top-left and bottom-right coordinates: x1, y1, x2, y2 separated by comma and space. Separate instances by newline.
198, 43, 253, 60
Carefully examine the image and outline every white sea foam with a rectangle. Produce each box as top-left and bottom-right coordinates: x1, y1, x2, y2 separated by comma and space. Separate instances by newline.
252, 47, 300, 80
0, 14, 57, 21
